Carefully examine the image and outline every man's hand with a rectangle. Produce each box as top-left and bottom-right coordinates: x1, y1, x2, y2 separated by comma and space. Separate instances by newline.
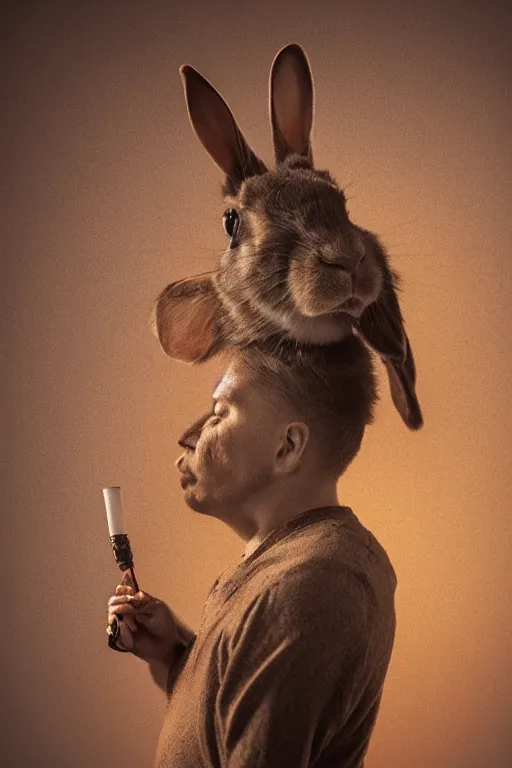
107, 572, 181, 665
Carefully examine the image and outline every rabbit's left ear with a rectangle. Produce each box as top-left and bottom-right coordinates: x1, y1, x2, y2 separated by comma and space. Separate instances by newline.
357, 274, 424, 430
270, 43, 314, 164
180, 65, 267, 193
152, 275, 226, 363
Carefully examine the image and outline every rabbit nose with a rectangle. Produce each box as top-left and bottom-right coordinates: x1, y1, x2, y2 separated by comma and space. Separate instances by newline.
318, 247, 363, 274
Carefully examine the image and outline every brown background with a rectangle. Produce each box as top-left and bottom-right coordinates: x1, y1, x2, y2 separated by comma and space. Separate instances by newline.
3, 1, 511, 766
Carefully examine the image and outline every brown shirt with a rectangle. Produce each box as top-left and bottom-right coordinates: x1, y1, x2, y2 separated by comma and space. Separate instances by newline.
154, 506, 397, 768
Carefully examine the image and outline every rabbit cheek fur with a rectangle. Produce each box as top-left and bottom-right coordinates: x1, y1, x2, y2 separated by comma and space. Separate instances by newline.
214, 162, 384, 346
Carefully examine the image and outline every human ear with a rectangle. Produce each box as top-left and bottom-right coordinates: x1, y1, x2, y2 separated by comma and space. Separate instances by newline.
275, 422, 310, 474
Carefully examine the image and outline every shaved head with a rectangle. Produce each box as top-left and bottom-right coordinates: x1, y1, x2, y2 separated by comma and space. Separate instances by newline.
233, 335, 377, 476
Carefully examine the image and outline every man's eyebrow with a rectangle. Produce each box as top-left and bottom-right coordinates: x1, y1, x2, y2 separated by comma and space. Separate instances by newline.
212, 391, 237, 404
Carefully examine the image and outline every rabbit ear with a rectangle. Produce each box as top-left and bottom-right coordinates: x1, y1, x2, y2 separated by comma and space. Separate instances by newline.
180, 65, 267, 193
357, 274, 423, 430
152, 274, 226, 363
382, 336, 423, 430
270, 43, 314, 164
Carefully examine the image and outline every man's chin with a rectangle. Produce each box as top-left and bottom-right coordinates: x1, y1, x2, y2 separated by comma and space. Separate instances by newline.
181, 486, 214, 516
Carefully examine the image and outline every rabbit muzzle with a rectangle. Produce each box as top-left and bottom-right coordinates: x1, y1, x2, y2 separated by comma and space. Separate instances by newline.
286, 240, 371, 317
338, 297, 366, 318
316, 243, 365, 274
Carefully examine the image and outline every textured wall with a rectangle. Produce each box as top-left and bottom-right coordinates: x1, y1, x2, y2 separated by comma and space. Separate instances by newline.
3, 1, 510, 766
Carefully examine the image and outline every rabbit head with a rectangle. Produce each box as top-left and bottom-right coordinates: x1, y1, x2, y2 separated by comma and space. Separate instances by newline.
154, 44, 423, 430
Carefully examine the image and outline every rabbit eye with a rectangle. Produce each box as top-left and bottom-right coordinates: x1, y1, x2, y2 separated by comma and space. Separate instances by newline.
223, 209, 239, 239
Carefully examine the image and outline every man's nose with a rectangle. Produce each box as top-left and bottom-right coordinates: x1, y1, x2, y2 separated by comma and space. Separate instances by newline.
177, 413, 210, 451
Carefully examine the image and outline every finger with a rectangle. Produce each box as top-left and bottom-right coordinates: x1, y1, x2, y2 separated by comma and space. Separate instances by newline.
108, 594, 139, 607
116, 620, 135, 650
109, 603, 141, 617
132, 591, 154, 609
115, 584, 135, 597
121, 571, 135, 588
122, 614, 138, 633
111, 592, 155, 613
108, 611, 138, 635
131, 611, 159, 629
111, 613, 138, 632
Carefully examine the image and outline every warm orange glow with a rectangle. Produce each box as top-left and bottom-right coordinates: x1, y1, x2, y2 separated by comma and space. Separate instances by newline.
3, 3, 510, 767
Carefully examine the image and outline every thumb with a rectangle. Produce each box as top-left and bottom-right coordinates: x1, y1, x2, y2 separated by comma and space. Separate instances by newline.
132, 590, 157, 610
121, 570, 135, 588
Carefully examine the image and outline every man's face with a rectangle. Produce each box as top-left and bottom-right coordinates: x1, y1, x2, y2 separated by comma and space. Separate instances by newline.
175, 359, 286, 515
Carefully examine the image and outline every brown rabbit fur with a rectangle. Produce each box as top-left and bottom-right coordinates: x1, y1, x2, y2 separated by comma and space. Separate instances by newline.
153, 44, 423, 430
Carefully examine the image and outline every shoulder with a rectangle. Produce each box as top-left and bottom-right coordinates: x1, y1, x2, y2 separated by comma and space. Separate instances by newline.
266, 511, 397, 601
226, 510, 396, 647
222, 561, 377, 675
260, 520, 396, 635
272, 559, 375, 628
231, 559, 374, 647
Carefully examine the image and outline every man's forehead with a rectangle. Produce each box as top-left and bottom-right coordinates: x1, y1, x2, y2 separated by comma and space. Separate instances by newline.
212, 370, 239, 401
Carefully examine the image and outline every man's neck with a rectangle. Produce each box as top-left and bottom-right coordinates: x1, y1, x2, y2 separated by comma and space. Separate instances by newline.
239, 480, 340, 559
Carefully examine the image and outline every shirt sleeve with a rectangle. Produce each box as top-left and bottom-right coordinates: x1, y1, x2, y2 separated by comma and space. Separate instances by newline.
166, 635, 196, 697
214, 564, 375, 768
